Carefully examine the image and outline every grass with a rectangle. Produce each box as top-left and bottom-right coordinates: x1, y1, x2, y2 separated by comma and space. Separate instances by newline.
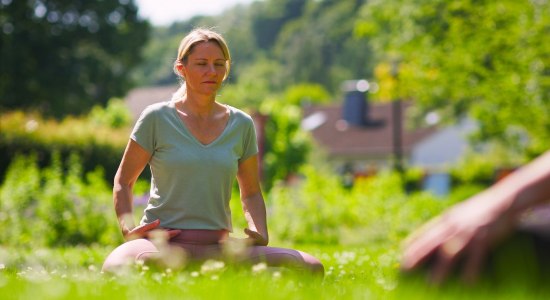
2, 237, 550, 300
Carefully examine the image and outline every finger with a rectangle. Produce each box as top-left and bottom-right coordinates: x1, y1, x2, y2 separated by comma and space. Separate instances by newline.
461, 230, 489, 284
141, 219, 161, 231
243, 228, 267, 246
244, 228, 257, 238
167, 230, 181, 239
430, 250, 456, 284
429, 235, 469, 284
402, 219, 453, 270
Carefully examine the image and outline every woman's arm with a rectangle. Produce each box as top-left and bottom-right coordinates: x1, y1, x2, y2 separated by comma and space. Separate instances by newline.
113, 139, 152, 238
237, 154, 269, 246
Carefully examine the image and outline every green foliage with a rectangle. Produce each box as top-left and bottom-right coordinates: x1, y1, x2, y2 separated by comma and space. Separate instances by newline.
89, 98, 133, 129
273, 0, 373, 90
356, 0, 550, 155
269, 165, 349, 244
219, 57, 284, 109
0, 153, 120, 247
260, 97, 312, 192
449, 145, 524, 185
133, 0, 375, 95
250, 83, 330, 192
250, 0, 306, 51
283, 83, 331, 106
0, 111, 128, 182
0, 0, 150, 117
269, 166, 449, 245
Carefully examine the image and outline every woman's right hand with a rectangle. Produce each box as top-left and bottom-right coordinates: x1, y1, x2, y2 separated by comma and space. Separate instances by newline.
244, 228, 269, 246
124, 219, 181, 241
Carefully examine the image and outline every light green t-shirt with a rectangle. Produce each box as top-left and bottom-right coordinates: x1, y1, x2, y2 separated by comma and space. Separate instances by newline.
131, 101, 258, 231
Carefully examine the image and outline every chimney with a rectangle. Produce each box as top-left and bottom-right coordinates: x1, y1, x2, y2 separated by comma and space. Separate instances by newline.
341, 79, 370, 127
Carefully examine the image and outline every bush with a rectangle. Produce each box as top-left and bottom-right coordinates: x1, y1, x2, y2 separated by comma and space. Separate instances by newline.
268, 166, 451, 246
0, 110, 130, 183
89, 98, 133, 129
0, 152, 120, 247
269, 165, 350, 244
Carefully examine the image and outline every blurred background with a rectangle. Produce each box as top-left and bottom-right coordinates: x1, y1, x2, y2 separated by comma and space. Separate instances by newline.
0, 0, 548, 249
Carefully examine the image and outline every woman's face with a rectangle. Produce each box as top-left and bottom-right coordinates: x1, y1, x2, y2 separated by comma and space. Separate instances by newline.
179, 41, 227, 97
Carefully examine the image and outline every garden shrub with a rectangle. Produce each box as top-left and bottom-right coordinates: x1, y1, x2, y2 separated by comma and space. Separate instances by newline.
0, 110, 130, 183
0, 152, 120, 247
268, 164, 350, 244
268, 166, 451, 246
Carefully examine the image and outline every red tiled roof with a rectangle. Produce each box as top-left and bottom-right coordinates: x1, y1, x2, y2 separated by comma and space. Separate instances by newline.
303, 101, 436, 158
125, 85, 179, 119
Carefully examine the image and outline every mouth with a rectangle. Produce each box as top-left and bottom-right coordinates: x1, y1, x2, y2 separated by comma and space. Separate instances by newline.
203, 81, 217, 84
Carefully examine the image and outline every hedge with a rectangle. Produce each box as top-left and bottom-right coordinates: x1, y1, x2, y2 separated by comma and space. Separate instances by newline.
0, 111, 131, 183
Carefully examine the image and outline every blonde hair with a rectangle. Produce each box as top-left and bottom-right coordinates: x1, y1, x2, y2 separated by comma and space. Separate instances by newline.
171, 28, 231, 101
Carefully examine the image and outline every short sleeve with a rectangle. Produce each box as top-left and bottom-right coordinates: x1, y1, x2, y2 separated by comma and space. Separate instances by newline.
240, 117, 259, 162
130, 106, 157, 154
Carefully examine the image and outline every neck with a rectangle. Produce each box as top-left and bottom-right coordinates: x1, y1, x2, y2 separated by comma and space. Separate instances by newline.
179, 95, 218, 119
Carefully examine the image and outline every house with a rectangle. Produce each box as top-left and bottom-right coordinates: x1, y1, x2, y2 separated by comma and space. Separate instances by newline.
301, 80, 476, 194
125, 85, 179, 119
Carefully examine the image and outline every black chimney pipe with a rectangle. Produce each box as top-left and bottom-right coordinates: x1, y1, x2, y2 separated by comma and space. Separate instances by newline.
341, 79, 370, 127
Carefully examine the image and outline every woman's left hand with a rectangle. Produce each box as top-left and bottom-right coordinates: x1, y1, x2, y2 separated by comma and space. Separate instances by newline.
244, 228, 268, 246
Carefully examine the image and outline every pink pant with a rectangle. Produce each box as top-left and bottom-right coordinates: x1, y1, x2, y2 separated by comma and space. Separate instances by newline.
102, 229, 324, 276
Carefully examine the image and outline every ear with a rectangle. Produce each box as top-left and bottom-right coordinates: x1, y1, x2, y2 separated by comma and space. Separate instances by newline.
175, 62, 185, 76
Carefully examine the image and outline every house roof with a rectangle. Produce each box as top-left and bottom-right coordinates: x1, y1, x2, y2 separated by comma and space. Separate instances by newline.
302, 101, 437, 158
125, 85, 179, 119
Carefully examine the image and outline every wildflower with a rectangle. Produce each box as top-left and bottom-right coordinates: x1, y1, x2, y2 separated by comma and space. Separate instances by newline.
200, 260, 225, 276
252, 262, 267, 274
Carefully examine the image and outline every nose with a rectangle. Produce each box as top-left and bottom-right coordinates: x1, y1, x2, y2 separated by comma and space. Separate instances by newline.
206, 63, 216, 75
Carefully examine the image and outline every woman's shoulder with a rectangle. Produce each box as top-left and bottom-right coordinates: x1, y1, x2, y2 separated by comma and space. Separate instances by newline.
226, 105, 254, 123
140, 100, 174, 117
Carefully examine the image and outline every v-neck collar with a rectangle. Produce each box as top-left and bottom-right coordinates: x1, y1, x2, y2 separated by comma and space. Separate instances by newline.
170, 101, 233, 148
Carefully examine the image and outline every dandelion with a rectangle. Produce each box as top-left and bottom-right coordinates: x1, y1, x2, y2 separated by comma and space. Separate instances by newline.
252, 262, 267, 274
200, 260, 225, 275
0, 264, 5, 270
191, 271, 200, 277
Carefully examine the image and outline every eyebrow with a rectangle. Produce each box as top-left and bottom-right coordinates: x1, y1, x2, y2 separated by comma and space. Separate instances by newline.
192, 58, 226, 62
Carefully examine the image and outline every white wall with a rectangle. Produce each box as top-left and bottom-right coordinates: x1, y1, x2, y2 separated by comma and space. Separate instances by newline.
410, 118, 477, 170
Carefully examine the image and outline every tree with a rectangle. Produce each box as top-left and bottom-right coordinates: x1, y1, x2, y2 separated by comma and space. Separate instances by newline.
250, 0, 306, 50
0, 0, 150, 117
260, 83, 330, 191
274, 0, 373, 92
356, 0, 550, 156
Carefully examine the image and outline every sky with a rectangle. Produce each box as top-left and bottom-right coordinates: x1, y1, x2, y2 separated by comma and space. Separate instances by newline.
135, 0, 257, 26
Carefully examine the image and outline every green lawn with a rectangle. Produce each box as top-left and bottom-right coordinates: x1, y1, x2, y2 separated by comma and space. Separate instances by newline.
2, 240, 549, 300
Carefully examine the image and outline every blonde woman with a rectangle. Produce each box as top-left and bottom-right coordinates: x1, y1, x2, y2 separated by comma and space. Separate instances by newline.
102, 28, 324, 276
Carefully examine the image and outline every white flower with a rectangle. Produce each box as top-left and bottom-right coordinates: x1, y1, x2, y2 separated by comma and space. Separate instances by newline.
252, 262, 267, 274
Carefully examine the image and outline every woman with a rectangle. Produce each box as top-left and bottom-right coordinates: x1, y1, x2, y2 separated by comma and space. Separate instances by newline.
102, 28, 324, 276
